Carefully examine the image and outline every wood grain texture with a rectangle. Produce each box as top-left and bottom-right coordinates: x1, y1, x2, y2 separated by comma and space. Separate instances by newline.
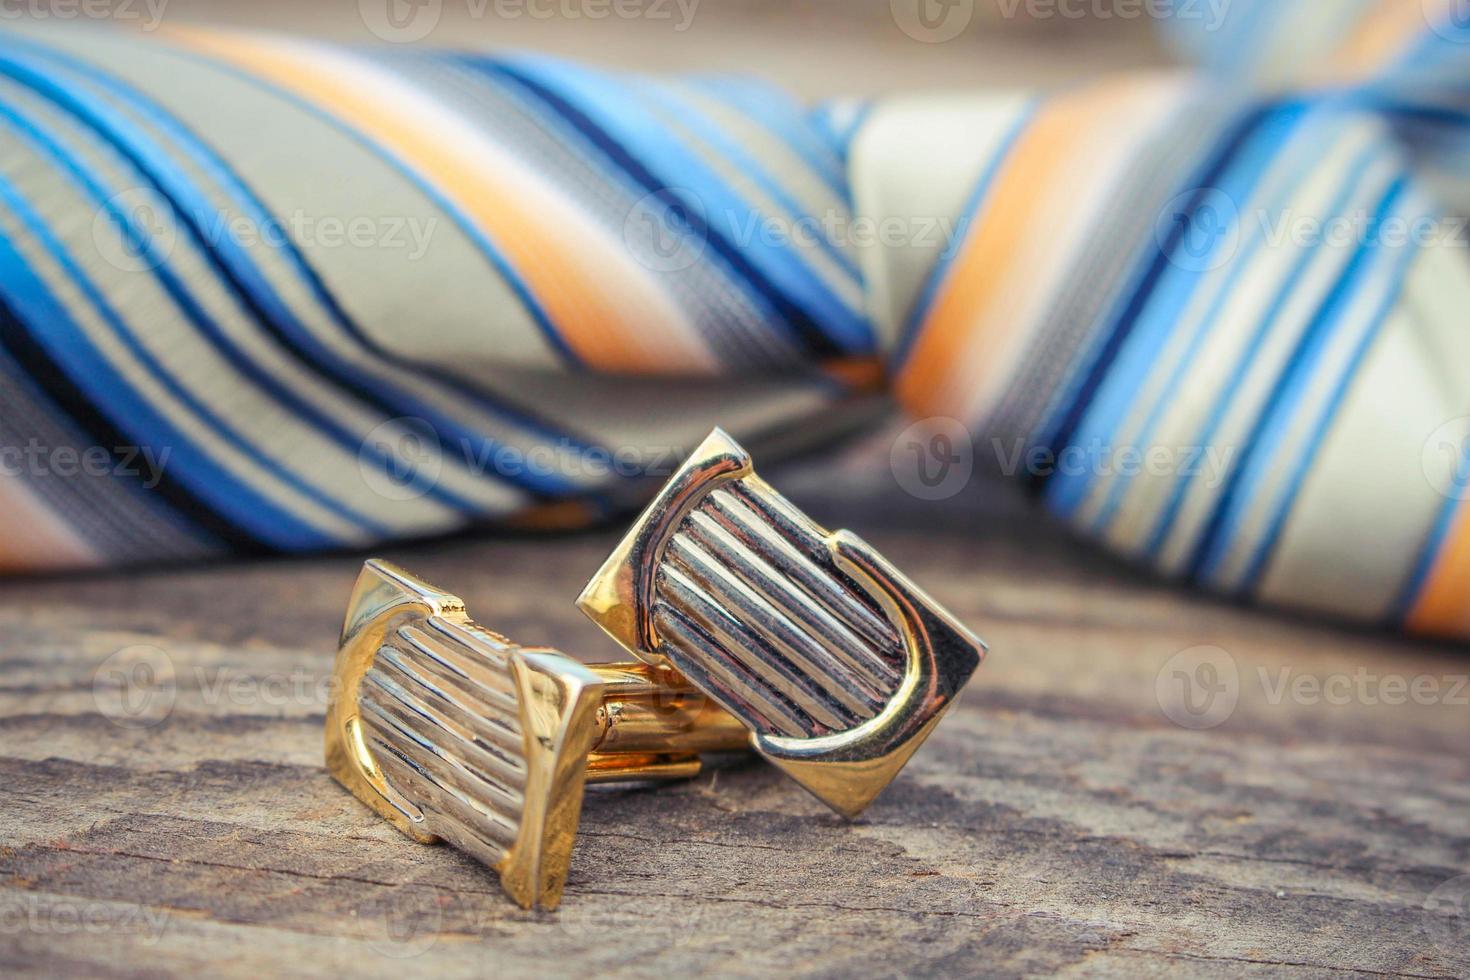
0, 7, 1464, 975
2, 426, 1467, 979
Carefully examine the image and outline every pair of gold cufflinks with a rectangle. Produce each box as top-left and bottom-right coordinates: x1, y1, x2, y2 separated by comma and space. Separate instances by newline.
326, 429, 988, 910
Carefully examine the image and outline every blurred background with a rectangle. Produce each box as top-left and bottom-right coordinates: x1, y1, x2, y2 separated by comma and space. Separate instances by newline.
119, 0, 1174, 92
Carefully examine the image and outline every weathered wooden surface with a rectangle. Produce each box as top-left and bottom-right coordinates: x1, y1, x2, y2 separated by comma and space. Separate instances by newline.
2, 5, 1468, 976
2, 426, 1468, 979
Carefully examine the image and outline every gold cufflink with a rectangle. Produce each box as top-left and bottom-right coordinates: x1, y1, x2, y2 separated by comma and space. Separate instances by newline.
578, 428, 988, 818
326, 559, 748, 911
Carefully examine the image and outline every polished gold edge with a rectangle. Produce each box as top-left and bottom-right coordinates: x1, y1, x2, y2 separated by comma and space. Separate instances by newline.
757, 530, 986, 817
576, 427, 752, 664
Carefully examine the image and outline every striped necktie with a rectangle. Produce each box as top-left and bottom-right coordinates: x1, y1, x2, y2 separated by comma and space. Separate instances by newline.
0, 3, 1465, 641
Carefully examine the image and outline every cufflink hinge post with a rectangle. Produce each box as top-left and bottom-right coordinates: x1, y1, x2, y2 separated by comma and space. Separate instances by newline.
584, 662, 750, 782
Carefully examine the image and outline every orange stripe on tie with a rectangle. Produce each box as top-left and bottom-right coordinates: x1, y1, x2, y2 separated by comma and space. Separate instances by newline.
894, 81, 1137, 420
163, 27, 711, 375
1407, 500, 1470, 640
821, 356, 887, 393
1324, 0, 1442, 82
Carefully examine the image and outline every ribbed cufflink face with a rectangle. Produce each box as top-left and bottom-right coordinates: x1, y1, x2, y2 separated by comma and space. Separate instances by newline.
328, 559, 752, 909
577, 428, 988, 818
326, 560, 606, 911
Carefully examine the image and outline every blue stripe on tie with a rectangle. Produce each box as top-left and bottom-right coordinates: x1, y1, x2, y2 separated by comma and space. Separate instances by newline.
889, 97, 1039, 372
1036, 100, 1301, 484
0, 38, 584, 502
1141, 144, 1393, 559
0, 37, 595, 491
1084, 130, 1385, 535
0, 307, 229, 554
0, 94, 454, 516
0, 176, 342, 551
1046, 103, 1308, 519
1353, 95, 1470, 129
476, 55, 873, 359
112, 36, 580, 371
0, 296, 246, 553
428, 53, 777, 368
1233, 199, 1421, 594
810, 98, 874, 173
9, 36, 604, 463
631, 78, 865, 286
690, 76, 851, 202
1185, 176, 1410, 586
